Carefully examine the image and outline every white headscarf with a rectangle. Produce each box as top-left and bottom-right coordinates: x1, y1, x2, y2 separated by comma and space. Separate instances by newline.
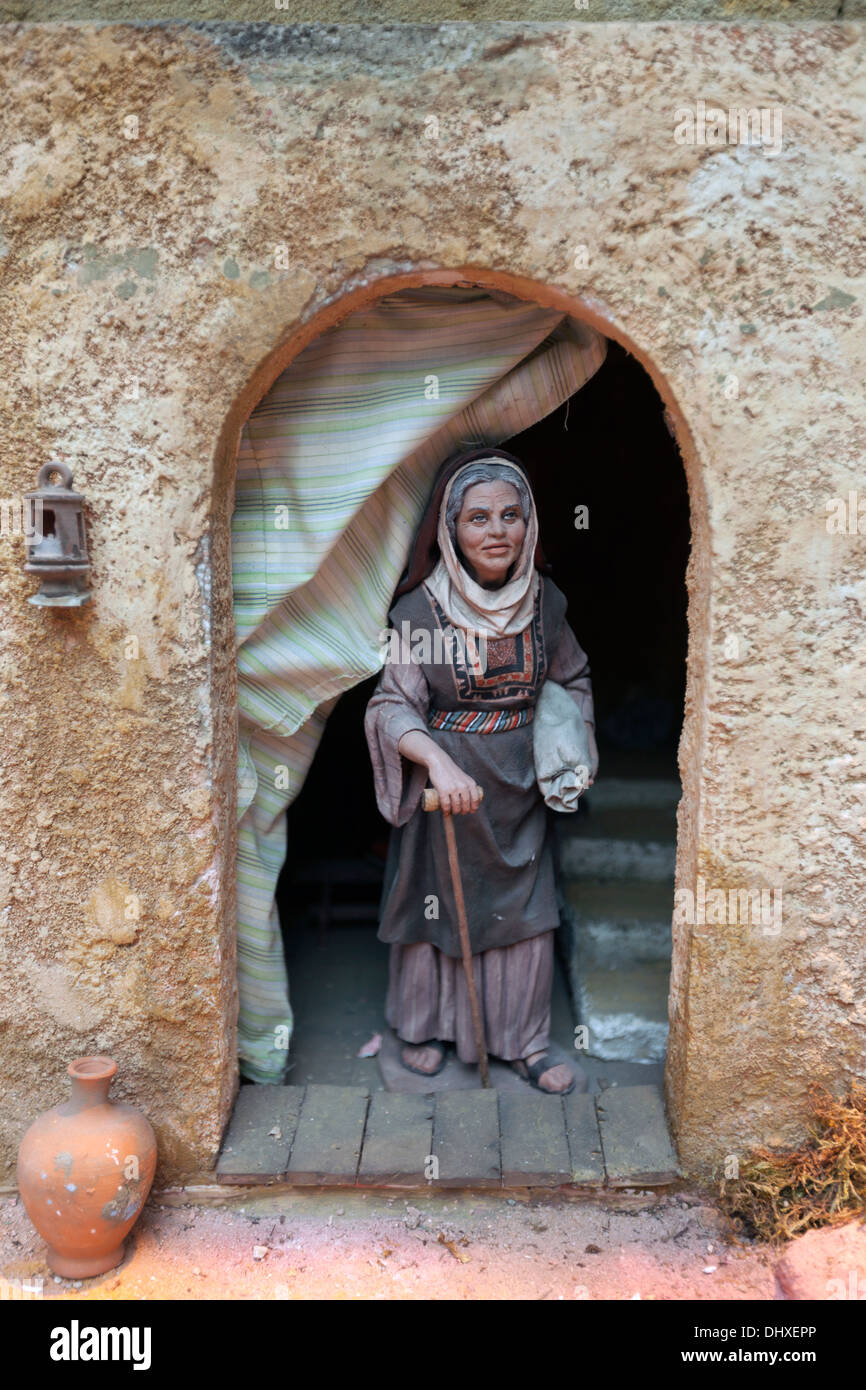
423, 458, 540, 639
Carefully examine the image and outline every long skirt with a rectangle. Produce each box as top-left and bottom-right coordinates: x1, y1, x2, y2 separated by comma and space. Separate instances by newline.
386, 931, 554, 1064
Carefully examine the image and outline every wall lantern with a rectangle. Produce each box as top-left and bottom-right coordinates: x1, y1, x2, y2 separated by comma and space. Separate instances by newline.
24, 461, 92, 608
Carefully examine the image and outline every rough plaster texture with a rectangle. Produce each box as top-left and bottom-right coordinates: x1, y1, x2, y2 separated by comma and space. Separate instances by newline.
0, 19, 864, 1184
0, 2, 848, 22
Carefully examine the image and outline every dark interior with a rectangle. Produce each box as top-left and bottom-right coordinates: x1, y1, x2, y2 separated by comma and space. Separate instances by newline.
276, 337, 690, 1078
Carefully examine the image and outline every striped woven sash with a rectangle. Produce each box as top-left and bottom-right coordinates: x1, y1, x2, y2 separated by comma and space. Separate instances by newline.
428, 706, 533, 734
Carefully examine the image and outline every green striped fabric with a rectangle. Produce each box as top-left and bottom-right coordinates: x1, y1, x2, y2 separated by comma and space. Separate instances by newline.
232, 287, 606, 1083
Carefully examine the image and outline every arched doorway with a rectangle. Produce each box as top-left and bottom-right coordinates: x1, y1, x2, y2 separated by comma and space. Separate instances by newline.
217, 268, 710, 1179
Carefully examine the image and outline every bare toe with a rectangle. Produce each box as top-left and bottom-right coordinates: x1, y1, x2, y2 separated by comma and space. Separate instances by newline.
402, 1044, 443, 1075
520, 1052, 575, 1094
535, 1063, 573, 1093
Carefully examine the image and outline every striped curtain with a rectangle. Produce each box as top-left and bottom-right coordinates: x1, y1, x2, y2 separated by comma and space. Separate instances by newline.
232, 287, 607, 1082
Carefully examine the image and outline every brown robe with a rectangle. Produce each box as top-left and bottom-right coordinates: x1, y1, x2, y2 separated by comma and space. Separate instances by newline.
365, 576, 596, 1060
384, 935, 555, 1063
364, 576, 596, 957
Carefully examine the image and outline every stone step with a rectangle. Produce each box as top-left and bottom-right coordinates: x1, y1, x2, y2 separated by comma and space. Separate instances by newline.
575, 961, 671, 1063
554, 779, 677, 1066
556, 796, 677, 883
562, 878, 673, 965
566, 876, 675, 920
559, 835, 676, 882
216, 1082, 678, 1188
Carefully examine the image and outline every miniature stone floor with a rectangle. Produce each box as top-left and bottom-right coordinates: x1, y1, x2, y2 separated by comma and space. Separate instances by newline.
217, 921, 677, 1191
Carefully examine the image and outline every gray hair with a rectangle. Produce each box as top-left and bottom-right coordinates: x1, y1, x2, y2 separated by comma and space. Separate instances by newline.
444, 462, 532, 546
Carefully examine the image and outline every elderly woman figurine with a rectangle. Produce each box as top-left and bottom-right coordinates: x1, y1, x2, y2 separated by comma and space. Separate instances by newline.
364, 447, 598, 1094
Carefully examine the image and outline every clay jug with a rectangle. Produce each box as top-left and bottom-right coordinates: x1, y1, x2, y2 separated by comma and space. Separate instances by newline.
17, 1056, 157, 1278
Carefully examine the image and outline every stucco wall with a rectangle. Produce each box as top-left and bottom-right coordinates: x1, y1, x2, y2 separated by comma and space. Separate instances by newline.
0, 19, 863, 1184
0, 3, 855, 21
0, 3, 857, 21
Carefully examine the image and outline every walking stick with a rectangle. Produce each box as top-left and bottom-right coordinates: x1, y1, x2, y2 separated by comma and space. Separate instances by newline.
422, 786, 490, 1089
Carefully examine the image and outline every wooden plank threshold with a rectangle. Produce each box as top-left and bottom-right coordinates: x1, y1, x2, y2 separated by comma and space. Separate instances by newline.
217, 1082, 679, 1190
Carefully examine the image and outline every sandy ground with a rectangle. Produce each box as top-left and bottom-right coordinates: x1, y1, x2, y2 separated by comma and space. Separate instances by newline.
0, 1186, 782, 1301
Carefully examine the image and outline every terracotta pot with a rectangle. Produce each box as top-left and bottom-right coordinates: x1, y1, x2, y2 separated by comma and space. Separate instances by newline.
17, 1056, 157, 1279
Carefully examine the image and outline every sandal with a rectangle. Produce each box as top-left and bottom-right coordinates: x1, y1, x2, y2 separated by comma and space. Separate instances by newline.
399, 1038, 448, 1078
512, 1052, 577, 1096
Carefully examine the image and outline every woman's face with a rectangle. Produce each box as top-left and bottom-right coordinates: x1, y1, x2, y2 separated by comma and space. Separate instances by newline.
455, 480, 527, 587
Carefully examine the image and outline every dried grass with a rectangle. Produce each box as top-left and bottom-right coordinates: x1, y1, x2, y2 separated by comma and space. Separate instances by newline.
718, 1080, 866, 1245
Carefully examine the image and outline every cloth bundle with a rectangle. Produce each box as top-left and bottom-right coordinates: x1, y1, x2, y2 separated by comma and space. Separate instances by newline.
533, 679, 593, 812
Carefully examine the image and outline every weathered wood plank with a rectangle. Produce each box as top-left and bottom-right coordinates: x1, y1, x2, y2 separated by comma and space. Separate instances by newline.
357, 1092, 435, 1187
595, 1084, 679, 1186
499, 1091, 571, 1187
285, 1084, 370, 1185
216, 1085, 304, 1184
431, 1090, 500, 1188
563, 1090, 605, 1185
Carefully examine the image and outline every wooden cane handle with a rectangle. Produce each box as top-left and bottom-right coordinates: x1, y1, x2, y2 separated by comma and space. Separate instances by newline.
422, 786, 484, 812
